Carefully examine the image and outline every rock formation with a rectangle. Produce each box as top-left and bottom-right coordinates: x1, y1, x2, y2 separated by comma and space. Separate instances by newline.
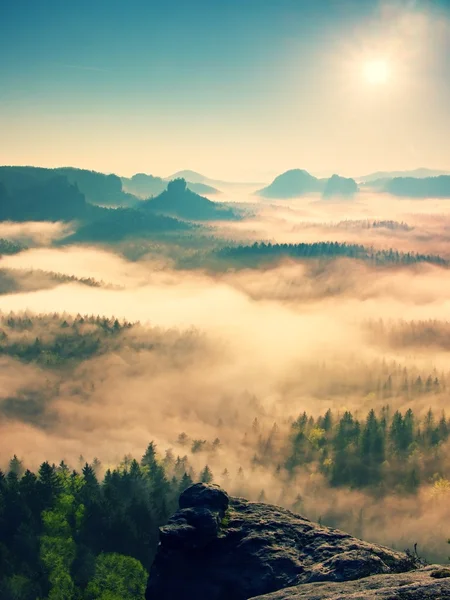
322, 174, 358, 198
145, 483, 442, 600
250, 567, 450, 599
141, 178, 238, 221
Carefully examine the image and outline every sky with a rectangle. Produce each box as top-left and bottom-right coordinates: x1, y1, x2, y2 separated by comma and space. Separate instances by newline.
1, 0, 450, 181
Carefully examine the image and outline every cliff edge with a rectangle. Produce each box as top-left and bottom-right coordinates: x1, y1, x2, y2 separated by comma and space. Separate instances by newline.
146, 484, 450, 599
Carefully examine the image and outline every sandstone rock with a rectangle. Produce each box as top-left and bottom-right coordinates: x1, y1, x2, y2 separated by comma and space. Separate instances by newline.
250, 566, 450, 599
146, 484, 418, 600
178, 482, 229, 513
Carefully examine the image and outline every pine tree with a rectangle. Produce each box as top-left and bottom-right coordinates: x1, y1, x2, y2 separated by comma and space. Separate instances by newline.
141, 442, 157, 468
178, 472, 193, 494
199, 465, 213, 484
8, 455, 24, 478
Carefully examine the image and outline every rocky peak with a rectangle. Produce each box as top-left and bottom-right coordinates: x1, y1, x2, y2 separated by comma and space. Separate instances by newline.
179, 482, 229, 512
145, 484, 428, 600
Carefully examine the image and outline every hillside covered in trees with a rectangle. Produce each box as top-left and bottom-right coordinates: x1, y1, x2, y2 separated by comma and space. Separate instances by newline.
217, 242, 448, 268
3, 399, 450, 599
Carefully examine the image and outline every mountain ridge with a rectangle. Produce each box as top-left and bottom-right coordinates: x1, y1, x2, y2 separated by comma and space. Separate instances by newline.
256, 169, 358, 199
357, 168, 450, 183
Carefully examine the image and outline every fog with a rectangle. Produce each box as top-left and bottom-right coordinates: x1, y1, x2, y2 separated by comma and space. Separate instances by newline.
214, 190, 450, 258
0, 220, 72, 246
1, 193, 450, 560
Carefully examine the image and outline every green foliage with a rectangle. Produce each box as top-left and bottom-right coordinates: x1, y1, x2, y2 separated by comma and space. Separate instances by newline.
85, 553, 147, 600
0, 313, 134, 366
0, 239, 26, 255
220, 510, 231, 530
40, 489, 81, 600
199, 465, 213, 484
281, 406, 449, 491
0, 443, 212, 599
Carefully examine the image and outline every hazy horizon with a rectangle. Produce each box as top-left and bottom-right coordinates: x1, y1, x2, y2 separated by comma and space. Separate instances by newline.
2, 0, 450, 180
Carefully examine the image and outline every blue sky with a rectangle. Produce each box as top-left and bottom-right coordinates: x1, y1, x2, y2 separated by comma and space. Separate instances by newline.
1, 0, 449, 179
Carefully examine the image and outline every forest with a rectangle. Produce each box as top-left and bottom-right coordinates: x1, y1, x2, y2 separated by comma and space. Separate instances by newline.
0, 444, 198, 600
2, 400, 450, 599
2, 172, 450, 599
217, 242, 448, 267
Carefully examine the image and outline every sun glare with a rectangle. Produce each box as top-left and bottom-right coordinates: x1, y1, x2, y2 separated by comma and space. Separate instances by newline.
363, 59, 390, 85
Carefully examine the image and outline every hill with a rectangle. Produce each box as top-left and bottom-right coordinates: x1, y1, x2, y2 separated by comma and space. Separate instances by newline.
256, 169, 324, 198
62, 206, 192, 243
166, 170, 211, 184
256, 170, 358, 199
56, 167, 137, 206
323, 174, 358, 198
384, 175, 450, 198
0, 174, 89, 221
357, 168, 449, 183
166, 170, 264, 190
122, 173, 220, 198
188, 181, 221, 195
0, 166, 137, 210
141, 178, 239, 221
0, 167, 198, 240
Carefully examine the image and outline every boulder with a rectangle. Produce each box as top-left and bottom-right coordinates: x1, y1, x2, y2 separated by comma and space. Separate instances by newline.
179, 482, 229, 512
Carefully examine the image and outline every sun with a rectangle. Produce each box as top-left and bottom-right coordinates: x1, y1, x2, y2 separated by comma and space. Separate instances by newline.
363, 59, 390, 85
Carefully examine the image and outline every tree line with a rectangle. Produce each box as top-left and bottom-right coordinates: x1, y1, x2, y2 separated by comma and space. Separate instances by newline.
0, 443, 214, 600
217, 241, 447, 267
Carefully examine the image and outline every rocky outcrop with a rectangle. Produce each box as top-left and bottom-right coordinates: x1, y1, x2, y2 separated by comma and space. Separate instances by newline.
250, 567, 450, 599
322, 174, 358, 198
145, 484, 419, 600
121, 173, 221, 198
141, 178, 238, 221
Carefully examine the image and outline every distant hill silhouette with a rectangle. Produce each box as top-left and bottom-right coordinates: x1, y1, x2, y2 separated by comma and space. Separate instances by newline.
57, 167, 137, 206
359, 177, 392, 191
64, 207, 191, 243
167, 170, 210, 184
0, 166, 199, 241
0, 174, 88, 221
357, 168, 449, 183
0, 166, 137, 208
141, 178, 238, 221
122, 173, 220, 198
323, 174, 358, 198
384, 176, 450, 198
188, 182, 220, 195
166, 170, 263, 190
257, 169, 324, 198
121, 173, 165, 197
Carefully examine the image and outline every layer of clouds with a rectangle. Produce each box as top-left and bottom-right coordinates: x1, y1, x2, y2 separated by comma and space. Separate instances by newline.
0, 221, 72, 246
1, 195, 450, 560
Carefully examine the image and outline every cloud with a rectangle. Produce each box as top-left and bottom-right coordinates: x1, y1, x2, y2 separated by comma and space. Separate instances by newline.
0, 221, 72, 246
